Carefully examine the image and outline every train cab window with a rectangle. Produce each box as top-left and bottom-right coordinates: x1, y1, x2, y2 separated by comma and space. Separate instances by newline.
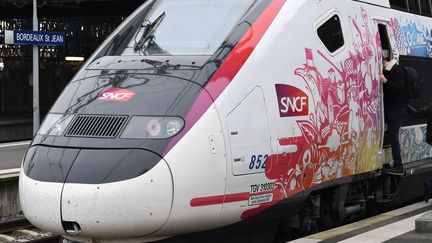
121, 0, 255, 56
317, 14, 345, 53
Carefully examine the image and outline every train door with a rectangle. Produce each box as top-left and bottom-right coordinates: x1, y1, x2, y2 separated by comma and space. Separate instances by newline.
226, 87, 272, 176
374, 18, 394, 165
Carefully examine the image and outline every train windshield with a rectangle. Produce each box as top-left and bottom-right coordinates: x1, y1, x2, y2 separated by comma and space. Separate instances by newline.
122, 0, 254, 56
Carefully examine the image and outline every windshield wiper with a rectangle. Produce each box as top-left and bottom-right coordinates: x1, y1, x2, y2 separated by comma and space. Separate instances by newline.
134, 11, 166, 54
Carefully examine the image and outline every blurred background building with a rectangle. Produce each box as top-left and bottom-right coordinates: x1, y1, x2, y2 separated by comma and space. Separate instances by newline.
0, 0, 144, 142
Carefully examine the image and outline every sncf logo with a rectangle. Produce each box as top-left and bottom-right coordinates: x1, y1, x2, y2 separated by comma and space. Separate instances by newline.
98, 88, 136, 102
275, 84, 309, 117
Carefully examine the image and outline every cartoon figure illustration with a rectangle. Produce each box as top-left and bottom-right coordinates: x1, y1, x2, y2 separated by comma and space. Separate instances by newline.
400, 126, 432, 162
242, 8, 385, 219
391, 17, 432, 57
271, 7, 381, 202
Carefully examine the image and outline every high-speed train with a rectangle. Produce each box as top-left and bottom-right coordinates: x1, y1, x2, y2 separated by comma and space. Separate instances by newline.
19, 0, 432, 242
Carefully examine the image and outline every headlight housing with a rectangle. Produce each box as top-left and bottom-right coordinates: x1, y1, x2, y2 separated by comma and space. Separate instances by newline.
121, 116, 184, 139
38, 113, 75, 136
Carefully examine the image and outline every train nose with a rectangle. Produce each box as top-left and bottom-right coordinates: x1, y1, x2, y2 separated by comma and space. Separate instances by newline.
19, 146, 173, 238
61, 157, 173, 238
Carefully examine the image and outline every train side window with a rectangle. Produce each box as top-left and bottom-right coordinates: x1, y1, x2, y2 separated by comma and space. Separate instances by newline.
390, 0, 432, 16
420, 0, 432, 16
378, 24, 391, 52
408, 0, 421, 14
317, 14, 345, 53
390, 0, 408, 11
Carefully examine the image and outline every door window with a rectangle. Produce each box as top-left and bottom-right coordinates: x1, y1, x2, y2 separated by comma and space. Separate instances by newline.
317, 14, 345, 53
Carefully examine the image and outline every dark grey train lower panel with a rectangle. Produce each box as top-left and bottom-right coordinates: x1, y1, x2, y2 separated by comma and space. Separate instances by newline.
23, 145, 163, 184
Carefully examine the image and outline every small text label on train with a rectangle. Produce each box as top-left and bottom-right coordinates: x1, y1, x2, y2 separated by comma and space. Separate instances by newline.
250, 181, 276, 193
248, 193, 274, 206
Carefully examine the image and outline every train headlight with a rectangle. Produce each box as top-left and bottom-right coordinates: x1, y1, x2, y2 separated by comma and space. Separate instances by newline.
166, 119, 182, 136
146, 119, 162, 137
121, 116, 184, 139
38, 113, 74, 136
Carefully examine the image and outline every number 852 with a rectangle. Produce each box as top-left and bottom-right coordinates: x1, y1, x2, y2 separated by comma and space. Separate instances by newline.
249, 155, 269, 170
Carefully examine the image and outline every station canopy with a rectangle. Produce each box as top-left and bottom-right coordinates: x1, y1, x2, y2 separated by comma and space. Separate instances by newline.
0, 0, 146, 130
0, 0, 145, 18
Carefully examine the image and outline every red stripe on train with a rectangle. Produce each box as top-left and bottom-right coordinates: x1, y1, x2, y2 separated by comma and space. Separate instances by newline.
190, 192, 250, 207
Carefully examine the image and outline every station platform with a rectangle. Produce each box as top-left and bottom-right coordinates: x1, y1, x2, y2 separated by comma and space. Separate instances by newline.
289, 201, 432, 243
0, 113, 32, 143
0, 140, 30, 170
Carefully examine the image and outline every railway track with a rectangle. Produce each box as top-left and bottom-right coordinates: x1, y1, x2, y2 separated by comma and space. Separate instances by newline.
0, 218, 59, 242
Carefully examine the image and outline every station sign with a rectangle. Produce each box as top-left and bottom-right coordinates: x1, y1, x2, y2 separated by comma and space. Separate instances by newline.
4, 30, 65, 46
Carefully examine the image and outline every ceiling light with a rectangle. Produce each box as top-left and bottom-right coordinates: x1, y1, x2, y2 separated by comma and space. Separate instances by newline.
65, 56, 84, 62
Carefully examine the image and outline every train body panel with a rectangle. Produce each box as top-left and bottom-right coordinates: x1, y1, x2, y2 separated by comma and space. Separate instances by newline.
19, 173, 64, 233
158, 102, 227, 235
61, 160, 173, 238
205, 0, 384, 223
18, 0, 432, 242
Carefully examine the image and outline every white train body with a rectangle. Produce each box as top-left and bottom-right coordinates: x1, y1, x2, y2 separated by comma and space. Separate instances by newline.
19, 0, 432, 242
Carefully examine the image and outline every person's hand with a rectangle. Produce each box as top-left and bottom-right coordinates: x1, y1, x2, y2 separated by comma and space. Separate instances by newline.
379, 74, 387, 83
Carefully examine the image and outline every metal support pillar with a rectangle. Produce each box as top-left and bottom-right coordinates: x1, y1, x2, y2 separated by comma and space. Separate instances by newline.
33, 0, 40, 134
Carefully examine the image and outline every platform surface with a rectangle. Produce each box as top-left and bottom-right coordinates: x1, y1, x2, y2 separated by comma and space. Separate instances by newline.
288, 201, 432, 243
0, 141, 30, 170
